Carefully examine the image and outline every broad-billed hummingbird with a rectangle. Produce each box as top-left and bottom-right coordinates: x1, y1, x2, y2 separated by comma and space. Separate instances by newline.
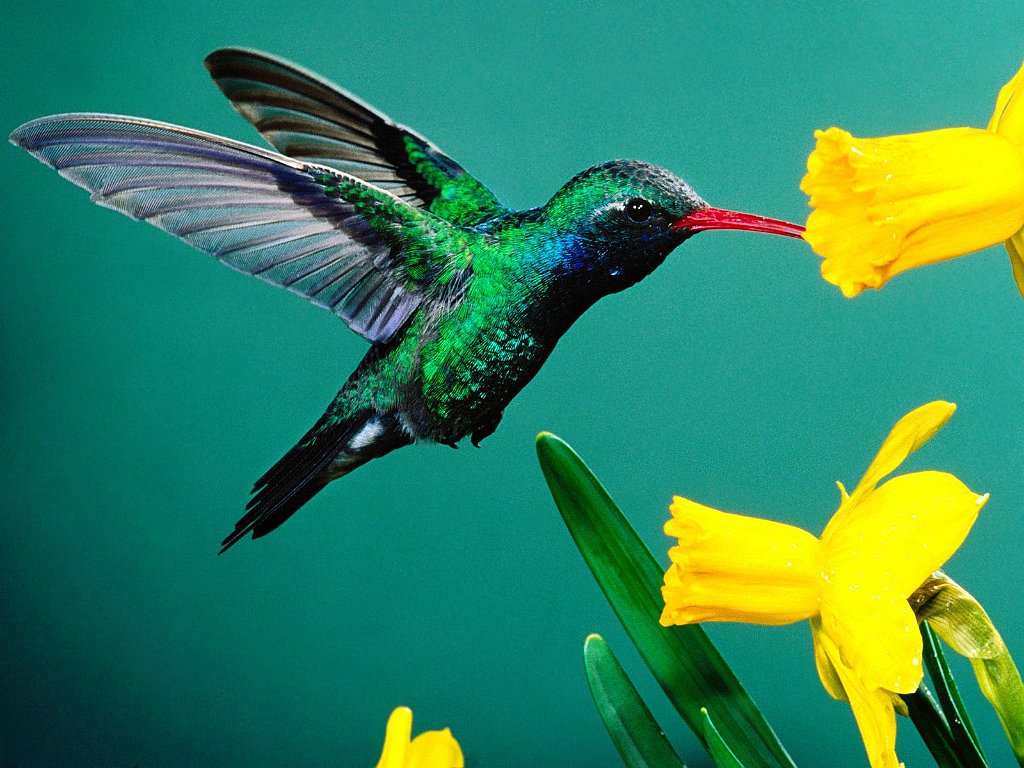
10, 49, 804, 551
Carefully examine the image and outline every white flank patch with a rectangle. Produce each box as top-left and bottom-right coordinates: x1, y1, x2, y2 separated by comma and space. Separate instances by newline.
397, 412, 417, 439
349, 418, 384, 451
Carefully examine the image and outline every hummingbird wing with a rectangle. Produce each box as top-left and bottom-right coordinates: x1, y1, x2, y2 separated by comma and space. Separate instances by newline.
11, 113, 474, 344
204, 48, 506, 227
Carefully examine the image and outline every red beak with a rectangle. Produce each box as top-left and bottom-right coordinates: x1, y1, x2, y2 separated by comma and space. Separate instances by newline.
671, 206, 805, 238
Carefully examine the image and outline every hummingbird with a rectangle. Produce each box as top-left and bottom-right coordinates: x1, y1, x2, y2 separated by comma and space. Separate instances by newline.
10, 48, 804, 552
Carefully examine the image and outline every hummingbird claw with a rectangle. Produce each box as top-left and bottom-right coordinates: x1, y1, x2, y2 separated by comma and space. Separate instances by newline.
470, 412, 502, 447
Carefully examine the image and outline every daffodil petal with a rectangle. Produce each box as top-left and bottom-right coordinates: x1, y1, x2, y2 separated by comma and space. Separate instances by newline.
801, 127, 1024, 296
660, 496, 821, 626
376, 707, 414, 768
989, 58, 1024, 140
823, 471, 986, 599
407, 728, 465, 768
1007, 229, 1024, 299
812, 619, 915, 713
811, 616, 849, 703
816, 630, 902, 768
820, 590, 923, 694
830, 400, 955, 513
376, 709, 464, 768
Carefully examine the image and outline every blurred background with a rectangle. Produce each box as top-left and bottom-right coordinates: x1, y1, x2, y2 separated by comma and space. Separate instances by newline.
3, 2, 1023, 766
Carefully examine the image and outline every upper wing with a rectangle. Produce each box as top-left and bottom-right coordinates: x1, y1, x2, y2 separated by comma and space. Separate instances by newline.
10, 113, 474, 344
204, 47, 506, 227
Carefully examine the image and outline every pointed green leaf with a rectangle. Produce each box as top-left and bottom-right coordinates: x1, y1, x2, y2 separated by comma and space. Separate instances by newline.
906, 682, 974, 768
584, 634, 688, 768
702, 708, 749, 768
920, 622, 988, 767
536, 433, 795, 768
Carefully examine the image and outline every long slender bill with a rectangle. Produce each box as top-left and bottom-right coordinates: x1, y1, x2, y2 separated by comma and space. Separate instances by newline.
672, 206, 805, 238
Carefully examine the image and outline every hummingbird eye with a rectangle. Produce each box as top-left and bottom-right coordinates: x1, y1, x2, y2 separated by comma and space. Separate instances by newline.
624, 197, 653, 223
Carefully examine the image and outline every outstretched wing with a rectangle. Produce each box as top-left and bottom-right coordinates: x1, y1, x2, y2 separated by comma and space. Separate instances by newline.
10, 114, 474, 344
204, 47, 506, 227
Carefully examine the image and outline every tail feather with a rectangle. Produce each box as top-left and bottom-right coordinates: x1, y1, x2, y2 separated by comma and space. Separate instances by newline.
222, 478, 329, 551
219, 409, 410, 552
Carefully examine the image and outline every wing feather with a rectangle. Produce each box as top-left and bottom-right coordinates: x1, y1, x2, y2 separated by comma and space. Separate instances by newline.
205, 48, 506, 226
10, 113, 474, 343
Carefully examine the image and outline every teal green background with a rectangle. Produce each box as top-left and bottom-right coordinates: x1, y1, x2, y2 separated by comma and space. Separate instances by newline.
3, 3, 1024, 766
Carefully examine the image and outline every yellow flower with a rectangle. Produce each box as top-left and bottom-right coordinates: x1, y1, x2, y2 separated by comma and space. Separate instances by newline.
800, 59, 1024, 298
660, 401, 988, 768
375, 707, 464, 768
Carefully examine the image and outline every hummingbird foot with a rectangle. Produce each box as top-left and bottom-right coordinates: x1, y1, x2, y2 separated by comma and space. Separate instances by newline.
470, 410, 503, 447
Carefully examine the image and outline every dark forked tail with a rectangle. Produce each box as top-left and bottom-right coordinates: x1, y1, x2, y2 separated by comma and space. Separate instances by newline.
219, 410, 412, 552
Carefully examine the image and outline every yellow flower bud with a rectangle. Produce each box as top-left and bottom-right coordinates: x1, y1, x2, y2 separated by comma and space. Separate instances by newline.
376, 707, 464, 768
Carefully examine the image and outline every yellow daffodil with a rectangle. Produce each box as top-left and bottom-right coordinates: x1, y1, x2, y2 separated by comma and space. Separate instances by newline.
659, 401, 988, 768
375, 706, 464, 768
800, 58, 1024, 298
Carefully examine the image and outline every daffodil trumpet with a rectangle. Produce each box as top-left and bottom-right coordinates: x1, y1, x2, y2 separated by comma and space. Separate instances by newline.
801, 58, 1024, 298
660, 401, 988, 768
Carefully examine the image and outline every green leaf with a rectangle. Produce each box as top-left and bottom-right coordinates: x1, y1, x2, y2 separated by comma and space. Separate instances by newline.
912, 572, 1024, 765
920, 622, 988, 767
906, 681, 974, 768
536, 433, 796, 768
584, 634, 688, 768
702, 707, 749, 768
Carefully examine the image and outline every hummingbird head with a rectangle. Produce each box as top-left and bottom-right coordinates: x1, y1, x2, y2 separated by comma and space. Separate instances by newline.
542, 159, 803, 293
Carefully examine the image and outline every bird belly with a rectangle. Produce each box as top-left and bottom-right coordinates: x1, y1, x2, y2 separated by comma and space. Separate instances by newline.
415, 322, 554, 444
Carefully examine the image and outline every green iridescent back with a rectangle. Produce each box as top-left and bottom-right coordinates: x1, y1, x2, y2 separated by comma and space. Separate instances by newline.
205, 48, 507, 228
